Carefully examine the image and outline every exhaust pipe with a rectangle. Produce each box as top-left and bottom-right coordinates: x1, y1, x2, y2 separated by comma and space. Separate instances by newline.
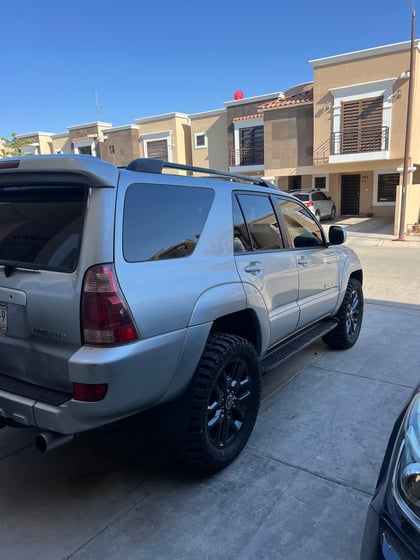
36, 431, 74, 453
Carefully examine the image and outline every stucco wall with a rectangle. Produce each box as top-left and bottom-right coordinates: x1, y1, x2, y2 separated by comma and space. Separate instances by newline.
102, 127, 140, 166
264, 106, 313, 172
190, 111, 228, 170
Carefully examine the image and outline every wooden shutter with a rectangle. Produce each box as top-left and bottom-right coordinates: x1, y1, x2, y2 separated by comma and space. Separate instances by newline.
147, 139, 168, 161
342, 97, 383, 153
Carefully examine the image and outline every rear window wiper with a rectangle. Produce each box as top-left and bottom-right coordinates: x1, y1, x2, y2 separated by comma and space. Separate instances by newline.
0, 261, 41, 277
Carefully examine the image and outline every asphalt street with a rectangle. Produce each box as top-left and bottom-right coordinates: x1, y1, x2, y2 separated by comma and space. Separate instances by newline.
0, 218, 419, 560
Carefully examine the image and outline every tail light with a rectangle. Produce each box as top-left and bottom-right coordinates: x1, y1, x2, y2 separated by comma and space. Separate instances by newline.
73, 382, 108, 402
81, 264, 139, 346
304, 201, 314, 208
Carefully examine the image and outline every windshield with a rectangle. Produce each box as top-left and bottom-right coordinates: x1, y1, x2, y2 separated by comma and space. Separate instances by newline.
0, 185, 87, 272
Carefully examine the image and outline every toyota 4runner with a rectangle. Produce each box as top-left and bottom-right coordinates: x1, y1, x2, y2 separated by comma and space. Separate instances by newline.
0, 155, 363, 471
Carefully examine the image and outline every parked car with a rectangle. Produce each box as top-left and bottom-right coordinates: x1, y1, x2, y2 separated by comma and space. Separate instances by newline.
361, 384, 420, 559
0, 155, 363, 472
289, 189, 337, 221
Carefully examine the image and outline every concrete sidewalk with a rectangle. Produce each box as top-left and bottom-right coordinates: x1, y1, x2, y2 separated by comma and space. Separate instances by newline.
329, 216, 420, 247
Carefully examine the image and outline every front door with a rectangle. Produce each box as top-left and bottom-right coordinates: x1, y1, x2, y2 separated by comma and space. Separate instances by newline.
341, 174, 360, 215
273, 197, 340, 329
233, 193, 300, 347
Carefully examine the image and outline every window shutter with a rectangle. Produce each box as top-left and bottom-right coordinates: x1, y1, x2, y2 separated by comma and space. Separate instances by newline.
147, 139, 169, 161
342, 97, 383, 153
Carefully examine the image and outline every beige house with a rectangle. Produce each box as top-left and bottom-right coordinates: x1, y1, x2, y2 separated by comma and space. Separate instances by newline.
190, 109, 228, 170
257, 41, 420, 234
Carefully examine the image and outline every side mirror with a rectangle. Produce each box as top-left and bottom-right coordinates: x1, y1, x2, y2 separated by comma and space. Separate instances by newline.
328, 225, 347, 245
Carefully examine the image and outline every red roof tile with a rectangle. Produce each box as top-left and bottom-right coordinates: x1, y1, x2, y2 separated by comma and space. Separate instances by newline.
258, 89, 313, 110
232, 114, 261, 121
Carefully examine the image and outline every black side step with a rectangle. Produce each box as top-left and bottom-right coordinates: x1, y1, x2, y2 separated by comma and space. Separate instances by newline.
260, 319, 338, 375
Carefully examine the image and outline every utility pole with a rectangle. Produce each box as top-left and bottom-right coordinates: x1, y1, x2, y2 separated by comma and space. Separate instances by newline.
397, 1, 416, 241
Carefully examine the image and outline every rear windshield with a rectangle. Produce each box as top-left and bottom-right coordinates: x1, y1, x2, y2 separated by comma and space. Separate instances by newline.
0, 185, 86, 272
293, 194, 309, 202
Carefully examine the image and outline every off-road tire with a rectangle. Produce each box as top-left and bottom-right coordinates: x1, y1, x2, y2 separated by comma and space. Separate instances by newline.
322, 278, 363, 349
181, 333, 261, 472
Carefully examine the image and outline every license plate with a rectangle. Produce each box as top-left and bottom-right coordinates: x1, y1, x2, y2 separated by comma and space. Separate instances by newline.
0, 302, 7, 333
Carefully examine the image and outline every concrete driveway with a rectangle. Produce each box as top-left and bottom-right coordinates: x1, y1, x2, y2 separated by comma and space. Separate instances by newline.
1, 235, 419, 560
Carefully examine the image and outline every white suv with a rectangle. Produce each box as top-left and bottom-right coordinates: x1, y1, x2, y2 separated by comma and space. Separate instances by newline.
290, 189, 337, 221
0, 155, 363, 471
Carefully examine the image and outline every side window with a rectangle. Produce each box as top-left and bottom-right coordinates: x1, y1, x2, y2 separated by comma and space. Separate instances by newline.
274, 197, 325, 249
233, 197, 252, 252
235, 194, 284, 251
123, 184, 214, 261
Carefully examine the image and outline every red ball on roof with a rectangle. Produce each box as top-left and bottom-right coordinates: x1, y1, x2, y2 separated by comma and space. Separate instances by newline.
234, 90, 244, 100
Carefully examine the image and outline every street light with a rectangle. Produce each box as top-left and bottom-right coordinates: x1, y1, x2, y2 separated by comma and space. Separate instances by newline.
397, 0, 416, 241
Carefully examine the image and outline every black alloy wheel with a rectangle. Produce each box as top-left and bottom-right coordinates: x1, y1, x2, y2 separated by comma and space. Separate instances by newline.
323, 278, 364, 349
182, 333, 261, 472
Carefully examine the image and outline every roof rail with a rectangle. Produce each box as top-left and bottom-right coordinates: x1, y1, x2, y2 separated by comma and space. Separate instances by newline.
125, 158, 276, 188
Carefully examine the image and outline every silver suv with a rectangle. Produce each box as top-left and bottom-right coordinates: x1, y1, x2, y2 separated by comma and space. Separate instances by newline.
0, 155, 363, 471
289, 189, 337, 221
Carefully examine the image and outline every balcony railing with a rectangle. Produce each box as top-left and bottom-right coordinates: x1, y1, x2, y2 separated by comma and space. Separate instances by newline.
230, 147, 264, 167
330, 126, 389, 156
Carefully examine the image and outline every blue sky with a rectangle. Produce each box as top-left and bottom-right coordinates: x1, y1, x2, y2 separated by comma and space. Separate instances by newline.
1, 0, 416, 138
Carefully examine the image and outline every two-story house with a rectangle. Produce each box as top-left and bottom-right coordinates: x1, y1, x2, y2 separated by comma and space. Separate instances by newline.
258, 41, 420, 233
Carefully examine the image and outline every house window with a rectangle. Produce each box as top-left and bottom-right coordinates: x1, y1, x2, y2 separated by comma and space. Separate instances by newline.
377, 173, 399, 203
238, 126, 264, 165
194, 132, 207, 149
329, 78, 395, 162
313, 176, 328, 190
20, 144, 39, 155
373, 170, 399, 206
73, 138, 96, 157
146, 139, 168, 160
232, 116, 264, 168
141, 131, 172, 162
341, 97, 384, 154
288, 176, 302, 190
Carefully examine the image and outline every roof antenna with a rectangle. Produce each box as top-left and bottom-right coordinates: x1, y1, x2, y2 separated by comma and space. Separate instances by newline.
95, 90, 106, 121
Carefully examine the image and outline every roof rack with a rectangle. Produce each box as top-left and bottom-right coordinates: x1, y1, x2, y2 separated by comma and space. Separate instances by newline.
125, 158, 276, 188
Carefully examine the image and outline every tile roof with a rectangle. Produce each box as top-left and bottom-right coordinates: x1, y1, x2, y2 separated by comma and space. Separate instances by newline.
258, 89, 313, 110
232, 114, 261, 121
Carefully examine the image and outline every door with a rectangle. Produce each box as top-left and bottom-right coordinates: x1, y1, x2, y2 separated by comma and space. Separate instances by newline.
233, 194, 300, 347
341, 174, 360, 215
274, 197, 340, 328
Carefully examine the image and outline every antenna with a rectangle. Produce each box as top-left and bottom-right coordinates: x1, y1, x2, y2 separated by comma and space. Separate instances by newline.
95, 90, 106, 120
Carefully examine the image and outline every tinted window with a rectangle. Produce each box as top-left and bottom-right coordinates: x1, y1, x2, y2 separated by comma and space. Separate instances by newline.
0, 185, 86, 271
312, 192, 328, 201
123, 184, 214, 262
236, 194, 284, 251
293, 194, 309, 202
233, 197, 252, 252
274, 198, 324, 248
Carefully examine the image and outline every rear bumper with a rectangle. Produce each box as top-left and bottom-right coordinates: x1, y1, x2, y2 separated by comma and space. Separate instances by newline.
0, 327, 197, 434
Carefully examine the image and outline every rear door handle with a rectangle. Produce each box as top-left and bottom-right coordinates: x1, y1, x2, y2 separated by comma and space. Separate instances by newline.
297, 256, 308, 267
244, 261, 262, 274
